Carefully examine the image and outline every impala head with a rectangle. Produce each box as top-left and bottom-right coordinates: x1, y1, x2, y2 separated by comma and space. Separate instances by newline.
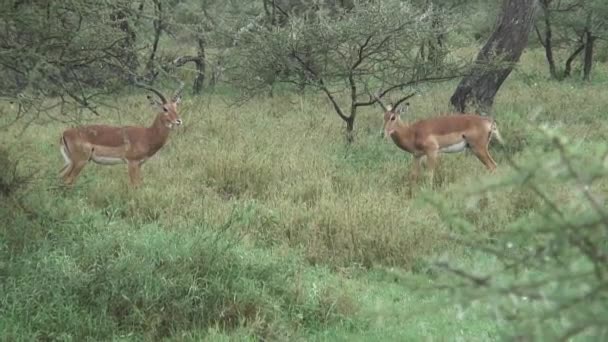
140, 82, 184, 129
372, 93, 409, 138
383, 103, 409, 137
148, 94, 183, 128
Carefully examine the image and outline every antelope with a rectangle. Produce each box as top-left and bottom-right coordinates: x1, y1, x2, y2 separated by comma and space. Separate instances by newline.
374, 95, 504, 182
59, 83, 184, 187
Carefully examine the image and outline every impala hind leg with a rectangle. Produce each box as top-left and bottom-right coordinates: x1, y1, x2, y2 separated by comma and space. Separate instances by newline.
470, 143, 497, 171
463, 131, 497, 171
59, 142, 74, 178
61, 144, 92, 185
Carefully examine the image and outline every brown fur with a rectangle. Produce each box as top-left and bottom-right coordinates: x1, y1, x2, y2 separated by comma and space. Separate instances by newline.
383, 108, 503, 183
59, 95, 182, 187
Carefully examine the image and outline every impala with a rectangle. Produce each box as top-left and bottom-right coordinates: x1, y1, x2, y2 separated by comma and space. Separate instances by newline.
374, 95, 504, 182
59, 84, 184, 186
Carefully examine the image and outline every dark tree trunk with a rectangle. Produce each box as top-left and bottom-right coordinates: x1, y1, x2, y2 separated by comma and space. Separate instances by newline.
582, 28, 595, 82
450, 0, 538, 113
145, 0, 163, 80
563, 43, 584, 78
536, 0, 557, 79
172, 36, 206, 95
345, 117, 355, 143
193, 37, 206, 94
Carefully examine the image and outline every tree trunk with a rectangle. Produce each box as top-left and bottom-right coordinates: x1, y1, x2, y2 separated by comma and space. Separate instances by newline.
193, 36, 206, 94
582, 28, 595, 82
345, 117, 355, 143
537, 1, 557, 79
450, 0, 538, 113
563, 43, 584, 78
145, 0, 163, 80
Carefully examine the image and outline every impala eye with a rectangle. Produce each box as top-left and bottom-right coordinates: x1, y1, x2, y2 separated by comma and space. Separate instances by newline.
390, 116, 396, 121
163, 107, 168, 112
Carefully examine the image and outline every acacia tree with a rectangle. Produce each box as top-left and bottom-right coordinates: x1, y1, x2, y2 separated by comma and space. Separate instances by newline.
535, 0, 608, 81
567, 1, 607, 81
450, 0, 538, 113
234, 1, 466, 141
0, 0, 147, 122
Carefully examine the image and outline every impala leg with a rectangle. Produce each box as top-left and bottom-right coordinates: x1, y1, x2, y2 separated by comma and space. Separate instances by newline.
128, 161, 142, 187
410, 155, 423, 183
63, 146, 94, 185
63, 160, 88, 185
59, 163, 73, 179
59, 144, 73, 178
485, 137, 498, 170
426, 150, 439, 185
470, 143, 497, 172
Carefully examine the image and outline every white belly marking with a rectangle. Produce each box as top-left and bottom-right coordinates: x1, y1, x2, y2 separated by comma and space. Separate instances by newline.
439, 141, 467, 153
91, 155, 126, 165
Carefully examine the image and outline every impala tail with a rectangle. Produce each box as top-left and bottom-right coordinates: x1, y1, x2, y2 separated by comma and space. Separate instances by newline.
491, 120, 505, 145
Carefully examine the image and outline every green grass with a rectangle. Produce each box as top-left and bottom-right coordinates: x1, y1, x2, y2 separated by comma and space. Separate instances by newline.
1, 49, 608, 340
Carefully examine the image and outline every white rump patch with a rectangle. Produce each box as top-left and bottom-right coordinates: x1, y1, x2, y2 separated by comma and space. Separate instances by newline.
439, 141, 468, 154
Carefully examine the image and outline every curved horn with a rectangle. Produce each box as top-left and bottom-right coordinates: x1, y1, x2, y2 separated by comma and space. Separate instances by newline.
371, 92, 389, 112
134, 81, 167, 104
393, 93, 416, 111
173, 81, 185, 101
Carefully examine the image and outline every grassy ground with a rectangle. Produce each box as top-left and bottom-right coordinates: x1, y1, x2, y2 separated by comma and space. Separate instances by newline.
1, 50, 607, 340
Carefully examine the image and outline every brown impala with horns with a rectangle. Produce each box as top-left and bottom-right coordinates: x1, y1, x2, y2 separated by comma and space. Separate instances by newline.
373, 94, 504, 183
59, 83, 184, 187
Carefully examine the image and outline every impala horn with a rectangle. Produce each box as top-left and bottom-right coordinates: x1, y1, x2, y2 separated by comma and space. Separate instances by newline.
134, 81, 168, 104
173, 81, 185, 102
369, 90, 390, 112
392, 93, 416, 112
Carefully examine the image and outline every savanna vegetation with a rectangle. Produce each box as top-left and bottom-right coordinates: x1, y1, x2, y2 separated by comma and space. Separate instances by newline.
1, 0, 608, 340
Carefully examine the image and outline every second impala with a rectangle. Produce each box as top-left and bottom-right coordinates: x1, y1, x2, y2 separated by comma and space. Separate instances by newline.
59, 84, 184, 186
375, 95, 504, 182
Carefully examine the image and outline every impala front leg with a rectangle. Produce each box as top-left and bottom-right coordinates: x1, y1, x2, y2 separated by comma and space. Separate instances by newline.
426, 149, 439, 185
410, 155, 423, 183
128, 161, 143, 187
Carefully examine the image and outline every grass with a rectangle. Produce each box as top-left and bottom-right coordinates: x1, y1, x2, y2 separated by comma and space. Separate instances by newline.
1, 49, 608, 340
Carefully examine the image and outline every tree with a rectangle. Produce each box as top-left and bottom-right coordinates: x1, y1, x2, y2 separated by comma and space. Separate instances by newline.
450, 0, 538, 113
0, 0, 143, 121
534, 0, 608, 81
234, 1, 466, 141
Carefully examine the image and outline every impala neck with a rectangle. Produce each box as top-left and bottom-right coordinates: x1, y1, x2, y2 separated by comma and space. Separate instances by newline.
148, 113, 172, 151
389, 119, 415, 151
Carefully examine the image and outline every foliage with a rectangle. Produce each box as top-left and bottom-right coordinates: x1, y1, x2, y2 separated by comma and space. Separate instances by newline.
425, 122, 608, 340
232, 0, 466, 136
535, 0, 608, 80
0, 0, 141, 120
2, 52, 608, 338
2, 0, 608, 340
